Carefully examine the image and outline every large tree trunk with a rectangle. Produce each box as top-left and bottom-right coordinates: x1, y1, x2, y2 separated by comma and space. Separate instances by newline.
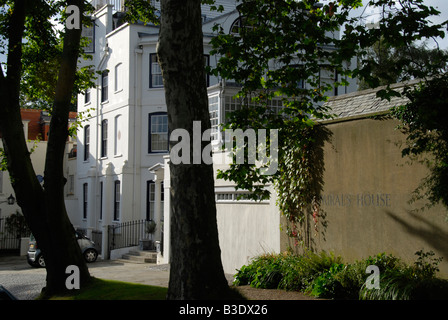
158, 0, 238, 299
0, 0, 91, 297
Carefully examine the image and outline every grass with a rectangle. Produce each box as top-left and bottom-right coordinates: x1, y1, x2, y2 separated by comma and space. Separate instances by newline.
45, 277, 168, 300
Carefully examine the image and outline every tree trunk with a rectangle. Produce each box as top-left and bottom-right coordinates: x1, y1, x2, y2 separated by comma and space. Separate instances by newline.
0, 0, 91, 297
158, 0, 239, 299
41, 0, 91, 296
0, 0, 48, 255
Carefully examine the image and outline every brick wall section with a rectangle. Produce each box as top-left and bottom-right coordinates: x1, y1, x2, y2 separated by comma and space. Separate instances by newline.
0, 109, 78, 140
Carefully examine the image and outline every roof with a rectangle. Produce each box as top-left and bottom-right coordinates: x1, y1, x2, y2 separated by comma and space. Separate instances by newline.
322, 80, 418, 122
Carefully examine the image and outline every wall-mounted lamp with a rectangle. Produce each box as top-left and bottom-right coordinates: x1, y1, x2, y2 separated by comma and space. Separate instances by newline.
0, 194, 16, 205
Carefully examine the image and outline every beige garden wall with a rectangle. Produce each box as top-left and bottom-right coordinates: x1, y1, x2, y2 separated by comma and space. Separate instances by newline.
282, 117, 448, 277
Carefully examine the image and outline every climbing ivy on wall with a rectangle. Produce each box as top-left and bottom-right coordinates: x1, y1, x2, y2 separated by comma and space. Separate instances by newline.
276, 125, 316, 247
275, 124, 329, 249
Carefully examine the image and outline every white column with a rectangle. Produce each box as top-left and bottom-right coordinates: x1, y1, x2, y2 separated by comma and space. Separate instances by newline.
162, 155, 171, 264
153, 175, 161, 240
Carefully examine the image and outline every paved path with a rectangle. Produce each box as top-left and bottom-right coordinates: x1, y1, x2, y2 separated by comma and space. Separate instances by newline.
0, 255, 170, 299
0, 255, 235, 300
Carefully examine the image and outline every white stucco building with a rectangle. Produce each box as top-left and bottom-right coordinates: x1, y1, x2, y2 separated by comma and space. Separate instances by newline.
74, 0, 357, 273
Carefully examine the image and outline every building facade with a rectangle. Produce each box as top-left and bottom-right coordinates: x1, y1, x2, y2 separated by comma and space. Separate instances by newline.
75, 0, 356, 270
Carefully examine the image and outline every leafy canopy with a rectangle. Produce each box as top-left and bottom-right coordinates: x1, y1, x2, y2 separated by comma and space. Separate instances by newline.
0, 0, 96, 112
208, 0, 448, 243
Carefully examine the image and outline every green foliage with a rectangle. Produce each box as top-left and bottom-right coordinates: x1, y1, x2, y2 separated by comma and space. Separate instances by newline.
210, 0, 448, 246
122, 0, 224, 27
360, 250, 446, 300
233, 251, 342, 291
20, 6, 97, 111
234, 251, 448, 300
350, 0, 448, 91
0, 147, 7, 171
122, 0, 160, 25
391, 73, 448, 212
145, 220, 157, 234
210, 0, 358, 203
233, 253, 284, 289
5, 210, 31, 237
413, 249, 443, 278
0, 1, 97, 112
310, 263, 345, 298
358, 38, 448, 90
334, 253, 404, 299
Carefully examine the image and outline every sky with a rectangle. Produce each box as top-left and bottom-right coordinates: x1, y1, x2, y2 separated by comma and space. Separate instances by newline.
347, 0, 448, 49
1, 0, 447, 68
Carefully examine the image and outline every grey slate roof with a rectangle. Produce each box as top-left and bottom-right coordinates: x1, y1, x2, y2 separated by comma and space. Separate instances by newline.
322, 80, 418, 122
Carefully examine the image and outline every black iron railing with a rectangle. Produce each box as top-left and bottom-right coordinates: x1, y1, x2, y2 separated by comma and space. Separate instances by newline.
108, 219, 154, 252
0, 218, 31, 253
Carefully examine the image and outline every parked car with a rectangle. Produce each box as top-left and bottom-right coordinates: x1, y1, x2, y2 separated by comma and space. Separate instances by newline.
27, 231, 98, 267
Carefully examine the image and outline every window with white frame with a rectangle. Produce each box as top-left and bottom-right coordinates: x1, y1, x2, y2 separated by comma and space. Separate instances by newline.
83, 183, 88, 219
266, 98, 283, 115
114, 180, 121, 221
230, 17, 243, 34
223, 94, 284, 123
101, 70, 109, 102
101, 119, 108, 158
224, 95, 243, 123
148, 113, 168, 153
146, 180, 164, 221
208, 95, 219, 141
84, 125, 90, 161
84, 88, 91, 104
150, 54, 163, 88
146, 181, 155, 221
230, 16, 255, 35
81, 19, 95, 53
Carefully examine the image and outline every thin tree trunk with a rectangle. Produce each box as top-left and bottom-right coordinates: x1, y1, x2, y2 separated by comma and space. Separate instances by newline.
158, 0, 239, 299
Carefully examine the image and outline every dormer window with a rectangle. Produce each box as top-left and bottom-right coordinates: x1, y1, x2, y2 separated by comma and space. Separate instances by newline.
230, 16, 255, 35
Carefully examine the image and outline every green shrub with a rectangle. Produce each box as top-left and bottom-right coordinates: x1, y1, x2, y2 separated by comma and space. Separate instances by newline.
233, 250, 448, 300
333, 253, 405, 299
233, 253, 284, 289
359, 250, 448, 300
234, 250, 342, 291
310, 263, 345, 298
